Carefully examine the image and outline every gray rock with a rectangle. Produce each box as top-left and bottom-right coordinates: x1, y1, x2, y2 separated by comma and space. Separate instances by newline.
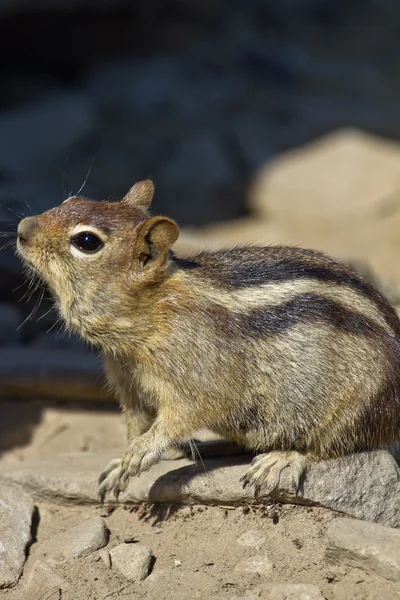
110, 543, 153, 582
0, 92, 95, 174
0, 484, 34, 588
235, 555, 273, 575
0, 304, 21, 344
325, 517, 400, 582
0, 448, 399, 528
236, 530, 266, 550
20, 560, 67, 600
40, 516, 108, 562
0, 347, 111, 402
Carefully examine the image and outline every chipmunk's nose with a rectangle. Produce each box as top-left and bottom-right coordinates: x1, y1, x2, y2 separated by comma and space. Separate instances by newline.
18, 216, 37, 244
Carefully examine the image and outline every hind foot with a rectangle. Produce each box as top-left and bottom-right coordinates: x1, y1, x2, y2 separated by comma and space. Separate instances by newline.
241, 450, 311, 496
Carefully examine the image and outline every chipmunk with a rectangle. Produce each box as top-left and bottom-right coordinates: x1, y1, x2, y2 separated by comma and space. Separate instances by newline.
16, 180, 400, 501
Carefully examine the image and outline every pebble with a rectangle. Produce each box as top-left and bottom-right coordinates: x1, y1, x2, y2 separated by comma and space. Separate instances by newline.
110, 543, 153, 582
99, 548, 111, 569
40, 516, 109, 563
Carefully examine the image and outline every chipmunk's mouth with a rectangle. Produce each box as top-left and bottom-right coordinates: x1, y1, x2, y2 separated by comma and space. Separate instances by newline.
16, 238, 44, 279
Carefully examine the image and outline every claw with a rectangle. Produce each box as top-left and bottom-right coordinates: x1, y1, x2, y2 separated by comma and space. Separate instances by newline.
98, 459, 124, 504
241, 451, 309, 496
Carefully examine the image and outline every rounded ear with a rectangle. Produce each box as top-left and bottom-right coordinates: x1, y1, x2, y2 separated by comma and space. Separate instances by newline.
135, 216, 179, 268
122, 180, 154, 209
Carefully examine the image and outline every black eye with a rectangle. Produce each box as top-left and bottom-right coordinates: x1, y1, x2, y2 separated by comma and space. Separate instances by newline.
71, 231, 104, 254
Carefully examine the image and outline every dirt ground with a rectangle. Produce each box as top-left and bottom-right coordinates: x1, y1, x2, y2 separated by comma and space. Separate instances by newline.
1, 400, 399, 600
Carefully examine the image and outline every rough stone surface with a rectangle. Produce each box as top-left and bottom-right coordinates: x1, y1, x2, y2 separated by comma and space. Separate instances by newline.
325, 517, 400, 582
235, 555, 273, 575
20, 560, 68, 600
110, 543, 153, 582
0, 484, 34, 588
39, 517, 108, 562
0, 448, 399, 527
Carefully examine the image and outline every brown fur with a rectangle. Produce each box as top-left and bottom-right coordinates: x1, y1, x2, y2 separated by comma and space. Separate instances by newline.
16, 180, 400, 500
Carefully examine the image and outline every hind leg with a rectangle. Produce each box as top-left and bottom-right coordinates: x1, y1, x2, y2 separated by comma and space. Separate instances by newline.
241, 450, 315, 496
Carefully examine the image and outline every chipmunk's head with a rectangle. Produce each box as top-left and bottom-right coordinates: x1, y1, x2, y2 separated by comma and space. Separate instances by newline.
17, 180, 179, 345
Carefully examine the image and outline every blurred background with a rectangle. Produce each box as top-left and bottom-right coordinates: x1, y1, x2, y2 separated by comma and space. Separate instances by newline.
2, 0, 400, 457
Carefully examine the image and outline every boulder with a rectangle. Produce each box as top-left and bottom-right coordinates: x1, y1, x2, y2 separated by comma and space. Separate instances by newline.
250, 129, 400, 227
0, 447, 399, 527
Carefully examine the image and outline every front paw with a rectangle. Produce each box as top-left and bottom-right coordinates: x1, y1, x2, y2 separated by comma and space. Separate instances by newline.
98, 445, 162, 503
98, 458, 123, 503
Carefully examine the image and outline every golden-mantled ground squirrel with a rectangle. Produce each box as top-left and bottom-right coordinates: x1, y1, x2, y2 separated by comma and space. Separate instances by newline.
17, 180, 400, 501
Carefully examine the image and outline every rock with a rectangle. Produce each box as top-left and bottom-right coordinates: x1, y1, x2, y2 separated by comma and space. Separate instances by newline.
325, 517, 400, 582
99, 549, 111, 569
0, 484, 34, 588
110, 543, 153, 582
0, 304, 21, 344
0, 448, 399, 528
20, 560, 67, 600
173, 559, 182, 567
0, 347, 112, 402
0, 92, 95, 174
235, 555, 273, 575
237, 530, 266, 550
40, 516, 108, 562
250, 128, 400, 226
